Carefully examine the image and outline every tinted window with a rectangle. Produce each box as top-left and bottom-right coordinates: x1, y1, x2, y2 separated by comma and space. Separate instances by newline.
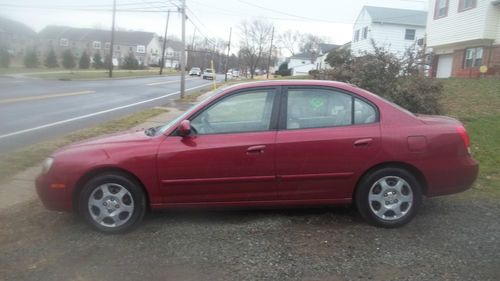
191, 90, 275, 134
354, 98, 376, 124
287, 89, 352, 129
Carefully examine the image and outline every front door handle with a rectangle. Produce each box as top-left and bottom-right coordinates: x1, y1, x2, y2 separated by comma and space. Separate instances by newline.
354, 138, 373, 147
247, 145, 266, 154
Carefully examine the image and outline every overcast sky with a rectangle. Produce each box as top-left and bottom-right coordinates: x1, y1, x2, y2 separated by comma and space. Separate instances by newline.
1, 0, 428, 53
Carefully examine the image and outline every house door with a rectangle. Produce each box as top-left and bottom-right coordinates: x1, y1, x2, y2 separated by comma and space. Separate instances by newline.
436, 54, 453, 78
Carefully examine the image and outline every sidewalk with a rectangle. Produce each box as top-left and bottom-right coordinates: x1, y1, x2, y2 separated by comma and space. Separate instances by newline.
0, 92, 213, 212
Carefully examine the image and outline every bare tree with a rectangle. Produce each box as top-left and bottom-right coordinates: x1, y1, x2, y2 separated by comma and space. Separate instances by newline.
278, 29, 301, 56
239, 19, 274, 79
299, 34, 325, 62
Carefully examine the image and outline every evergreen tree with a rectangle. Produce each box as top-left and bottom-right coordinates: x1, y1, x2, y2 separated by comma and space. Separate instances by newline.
23, 49, 39, 68
0, 48, 11, 68
61, 49, 76, 70
92, 53, 104, 69
121, 53, 139, 70
78, 51, 90, 69
44, 48, 58, 68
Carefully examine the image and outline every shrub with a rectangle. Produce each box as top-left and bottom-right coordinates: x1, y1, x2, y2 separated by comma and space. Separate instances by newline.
92, 53, 104, 69
79, 51, 90, 69
121, 53, 139, 70
391, 76, 442, 115
0, 48, 11, 68
44, 48, 58, 68
61, 50, 76, 69
316, 42, 442, 114
278, 62, 291, 76
23, 50, 39, 68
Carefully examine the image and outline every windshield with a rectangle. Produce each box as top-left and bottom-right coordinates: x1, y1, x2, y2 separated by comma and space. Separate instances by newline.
205, 69, 213, 73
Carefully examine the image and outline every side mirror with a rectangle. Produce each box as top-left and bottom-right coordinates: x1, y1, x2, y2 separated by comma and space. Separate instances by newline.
178, 120, 191, 137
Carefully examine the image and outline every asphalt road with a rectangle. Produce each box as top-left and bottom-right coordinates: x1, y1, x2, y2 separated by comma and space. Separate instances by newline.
0, 75, 221, 153
0, 189, 498, 281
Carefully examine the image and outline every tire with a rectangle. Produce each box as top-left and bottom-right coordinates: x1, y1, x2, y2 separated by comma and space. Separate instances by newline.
355, 167, 422, 228
78, 172, 146, 233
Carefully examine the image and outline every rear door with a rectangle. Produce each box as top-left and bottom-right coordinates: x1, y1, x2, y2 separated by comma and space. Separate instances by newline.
276, 86, 381, 200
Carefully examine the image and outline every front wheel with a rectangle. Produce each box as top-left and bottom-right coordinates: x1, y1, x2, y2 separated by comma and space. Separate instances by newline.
78, 173, 146, 233
355, 167, 422, 228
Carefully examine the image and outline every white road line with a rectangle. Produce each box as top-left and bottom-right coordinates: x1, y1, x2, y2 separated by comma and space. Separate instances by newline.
0, 83, 213, 140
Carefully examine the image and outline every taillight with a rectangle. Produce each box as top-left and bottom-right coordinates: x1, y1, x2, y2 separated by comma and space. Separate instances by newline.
456, 125, 471, 155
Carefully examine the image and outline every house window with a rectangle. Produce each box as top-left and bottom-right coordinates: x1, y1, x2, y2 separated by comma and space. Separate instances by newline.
60, 38, 68, 47
136, 45, 145, 54
459, 0, 476, 12
464, 47, 483, 68
93, 41, 101, 49
405, 29, 416, 40
434, 0, 449, 19
354, 29, 360, 42
362, 27, 368, 40
105, 42, 111, 49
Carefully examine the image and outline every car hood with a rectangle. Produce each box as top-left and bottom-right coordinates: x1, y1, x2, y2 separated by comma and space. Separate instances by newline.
60, 130, 156, 151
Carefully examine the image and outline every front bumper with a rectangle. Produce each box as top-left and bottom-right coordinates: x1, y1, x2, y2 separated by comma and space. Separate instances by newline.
35, 173, 73, 212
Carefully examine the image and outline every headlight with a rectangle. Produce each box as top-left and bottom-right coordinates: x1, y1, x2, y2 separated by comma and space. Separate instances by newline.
41, 157, 54, 174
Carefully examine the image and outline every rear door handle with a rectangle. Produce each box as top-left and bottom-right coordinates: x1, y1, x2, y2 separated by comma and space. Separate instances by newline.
247, 145, 266, 154
354, 138, 373, 147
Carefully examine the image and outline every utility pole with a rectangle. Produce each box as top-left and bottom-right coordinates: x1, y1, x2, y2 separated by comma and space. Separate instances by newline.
108, 0, 116, 78
159, 10, 170, 75
180, 0, 186, 99
266, 26, 275, 79
224, 27, 232, 82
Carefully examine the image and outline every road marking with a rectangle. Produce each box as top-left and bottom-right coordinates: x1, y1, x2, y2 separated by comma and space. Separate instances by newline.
0, 90, 95, 104
0, 83, 213, 140
146, 77, 197, 86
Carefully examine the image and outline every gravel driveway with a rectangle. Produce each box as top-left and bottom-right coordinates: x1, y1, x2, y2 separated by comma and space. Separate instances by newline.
0, 189, 498, 281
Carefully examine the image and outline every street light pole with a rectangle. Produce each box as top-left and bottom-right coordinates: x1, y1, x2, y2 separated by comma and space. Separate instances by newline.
180, 0, 186, 99
266, 26, 274, 79
108, 0, 116, 78
159, 10, 170, 75
224, 27, 232, 82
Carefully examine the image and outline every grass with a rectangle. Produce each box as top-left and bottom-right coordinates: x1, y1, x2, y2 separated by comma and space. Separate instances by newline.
26, 69, 177, 80
0, 107, 168, 184
440, 78, 500, 193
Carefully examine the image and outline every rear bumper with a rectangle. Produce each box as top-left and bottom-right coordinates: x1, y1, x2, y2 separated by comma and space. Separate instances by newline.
425, 157, 479, 197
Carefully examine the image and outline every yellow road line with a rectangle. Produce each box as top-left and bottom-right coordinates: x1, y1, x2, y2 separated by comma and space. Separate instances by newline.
146, 78, 196, 86
0, 90, 95, 104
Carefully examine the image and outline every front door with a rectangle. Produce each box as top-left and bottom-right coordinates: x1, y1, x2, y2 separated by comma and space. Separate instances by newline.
276, 87, 381, 200
157, 87, 280, 203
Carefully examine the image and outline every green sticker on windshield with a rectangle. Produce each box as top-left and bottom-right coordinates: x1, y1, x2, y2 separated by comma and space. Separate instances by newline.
309, 97, 324, 110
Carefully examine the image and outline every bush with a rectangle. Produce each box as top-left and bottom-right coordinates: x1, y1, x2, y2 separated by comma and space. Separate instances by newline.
392, 76, 442, 115
0, 48, 10, 68
61, 50, 76, 69
92, 53, 104, 69
44, 48, 58, 68
278, 62, 291, 76
24, 50, 39, 68
316, 42, 442, 114
121, 53, 139, 70
79, 51, 90, 69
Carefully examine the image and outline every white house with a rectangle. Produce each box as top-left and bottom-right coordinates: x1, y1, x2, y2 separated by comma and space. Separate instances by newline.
287, 43, 339, 76
351, 6, 427, 57
427, 0, 500, 78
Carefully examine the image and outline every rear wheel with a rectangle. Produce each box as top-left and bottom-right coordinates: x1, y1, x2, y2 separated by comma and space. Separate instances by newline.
78, 173, 146, 233
356, 167, 422, 228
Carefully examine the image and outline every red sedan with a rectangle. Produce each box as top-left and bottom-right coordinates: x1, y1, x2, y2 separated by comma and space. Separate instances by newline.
36, 80, 478, 233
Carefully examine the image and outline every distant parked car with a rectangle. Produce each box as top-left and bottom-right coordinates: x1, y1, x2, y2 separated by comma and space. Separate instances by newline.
202, 69, 216, 80
36, 80, 478, 233
189, 67, 201, 76
226, 69, 240, 78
